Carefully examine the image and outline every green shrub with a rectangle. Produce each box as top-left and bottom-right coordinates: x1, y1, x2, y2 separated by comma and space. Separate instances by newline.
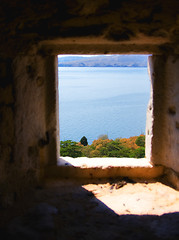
134, 147, 145, 158
60, 140, 82, 158
81, 145, 93, 157
135, 135, 145, 147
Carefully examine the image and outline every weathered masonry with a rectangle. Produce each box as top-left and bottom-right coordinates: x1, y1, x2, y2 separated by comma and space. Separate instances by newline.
0, 0, 179, 207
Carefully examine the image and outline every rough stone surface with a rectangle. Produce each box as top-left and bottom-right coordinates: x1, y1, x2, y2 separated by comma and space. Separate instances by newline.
0, 0, 178, 56
147, 55, 179, 172
45, 157, 164, 179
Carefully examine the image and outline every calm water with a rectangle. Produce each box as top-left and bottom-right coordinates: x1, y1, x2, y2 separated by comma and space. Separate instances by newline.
58, 67, 150, 144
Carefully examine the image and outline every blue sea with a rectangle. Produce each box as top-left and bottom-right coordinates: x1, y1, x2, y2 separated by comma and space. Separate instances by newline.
58, 67, 150, 144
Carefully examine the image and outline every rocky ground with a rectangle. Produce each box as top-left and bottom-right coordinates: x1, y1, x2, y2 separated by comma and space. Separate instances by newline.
1, 178, 179, 240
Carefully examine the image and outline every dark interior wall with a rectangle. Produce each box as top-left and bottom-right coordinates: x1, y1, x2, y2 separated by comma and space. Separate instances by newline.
0, 0, 179, 206
0, 53, 58, 207
0, 57, 15, 206
0, 0, 178, 57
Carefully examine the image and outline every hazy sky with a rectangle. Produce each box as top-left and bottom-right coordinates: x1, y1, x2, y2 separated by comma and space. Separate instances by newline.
58, 54, 149, 58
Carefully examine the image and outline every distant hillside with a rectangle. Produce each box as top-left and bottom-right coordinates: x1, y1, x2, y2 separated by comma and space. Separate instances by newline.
58, 55, 148, 67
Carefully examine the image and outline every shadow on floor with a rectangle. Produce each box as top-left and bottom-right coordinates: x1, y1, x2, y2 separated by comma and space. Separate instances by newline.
1, 179, 179, 240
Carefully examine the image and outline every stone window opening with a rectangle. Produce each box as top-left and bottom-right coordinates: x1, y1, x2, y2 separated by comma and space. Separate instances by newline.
52, 54, 165, 179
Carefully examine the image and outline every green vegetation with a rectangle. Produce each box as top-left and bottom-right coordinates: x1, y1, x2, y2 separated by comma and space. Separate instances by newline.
60, 140, 82, 158
135, 135, 145, 147
60, 135, 145, 158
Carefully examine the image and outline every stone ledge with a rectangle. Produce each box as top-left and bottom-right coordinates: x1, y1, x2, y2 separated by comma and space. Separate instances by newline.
45, 157, 164, 179
57, 157, 152, 168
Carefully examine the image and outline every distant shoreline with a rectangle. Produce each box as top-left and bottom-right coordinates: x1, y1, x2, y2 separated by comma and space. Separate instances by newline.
58, 65, 147, 67
58, 55, 148, 68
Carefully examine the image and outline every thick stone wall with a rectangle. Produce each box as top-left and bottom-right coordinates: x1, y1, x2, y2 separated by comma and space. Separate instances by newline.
163, 56, 179, 172
0, 58, 15, 206
0, 0, 179, 57
146, 55, 179, 173
0, 0, 179, 206
14, 55, 46, 176
0, 54, 59, 207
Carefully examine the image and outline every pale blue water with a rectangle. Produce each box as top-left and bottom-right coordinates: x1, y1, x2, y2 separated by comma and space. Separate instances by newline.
58, 67, 150, 144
